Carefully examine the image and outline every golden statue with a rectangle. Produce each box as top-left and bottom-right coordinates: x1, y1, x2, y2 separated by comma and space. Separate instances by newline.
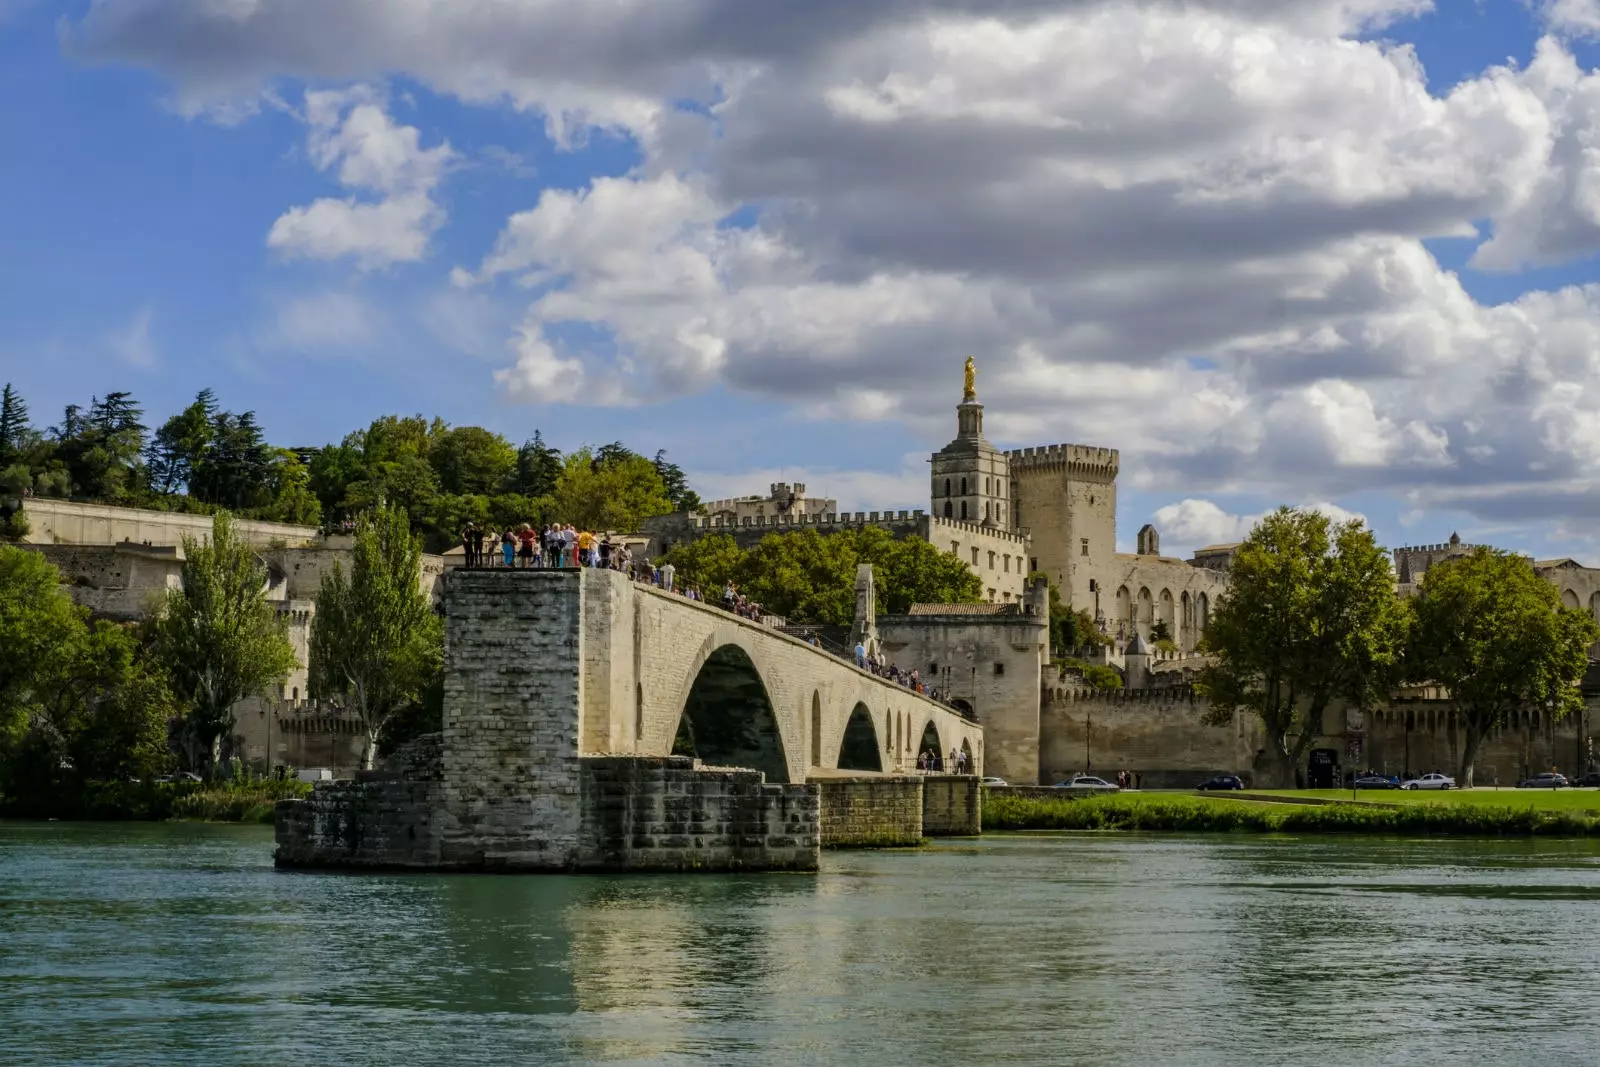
963, 355, 976, 399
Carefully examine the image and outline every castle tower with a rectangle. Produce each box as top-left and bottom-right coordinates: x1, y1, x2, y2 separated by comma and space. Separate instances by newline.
930, 357, 1011, 529
1124, 630, 1151, 690
1007, 441, 1119, 616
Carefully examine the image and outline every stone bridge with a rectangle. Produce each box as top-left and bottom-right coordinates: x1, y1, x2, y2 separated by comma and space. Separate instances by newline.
276, 566, 982, 873
576, 567, 984, 780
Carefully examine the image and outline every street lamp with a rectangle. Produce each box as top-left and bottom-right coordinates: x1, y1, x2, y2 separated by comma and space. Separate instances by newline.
1085, 704, 1093, 774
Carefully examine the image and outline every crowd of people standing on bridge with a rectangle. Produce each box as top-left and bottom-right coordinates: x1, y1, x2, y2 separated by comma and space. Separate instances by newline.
853, 642, 955, 705
460, 522, 640, 572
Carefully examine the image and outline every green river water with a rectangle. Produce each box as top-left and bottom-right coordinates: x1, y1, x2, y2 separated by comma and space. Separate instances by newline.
3, 822, 1599, 1066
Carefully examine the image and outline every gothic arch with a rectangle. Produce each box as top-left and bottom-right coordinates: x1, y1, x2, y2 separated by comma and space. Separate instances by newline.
1197, 592, 1210, 634
1158, 589, 1175, 642
810, 690, 823, 766
1115, 586, 1132, 635
1563, 589, 1581, 609
1137, 587, 1153, 627
918, 719, 943, 763
671, 643, 789, 783
837, 702, 882, 771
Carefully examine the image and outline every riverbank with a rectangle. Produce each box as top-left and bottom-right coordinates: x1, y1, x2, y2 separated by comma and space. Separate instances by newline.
982, 791, 1600, 835
0, 779, 311, 824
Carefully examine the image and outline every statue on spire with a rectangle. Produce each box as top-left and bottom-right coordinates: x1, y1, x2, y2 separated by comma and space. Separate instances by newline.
963, 355, 976, 400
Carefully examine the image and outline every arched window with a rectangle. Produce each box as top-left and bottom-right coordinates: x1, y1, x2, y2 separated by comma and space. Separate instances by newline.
984, 501, 990, 521
943, 500, 953, 518
960, 477, 968, 495
961, 501, 968, 520
986, 476, 991, 494
943, 478, 951, 497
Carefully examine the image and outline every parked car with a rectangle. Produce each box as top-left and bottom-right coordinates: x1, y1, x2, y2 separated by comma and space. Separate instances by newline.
1517, 772, 1569, 789
1574, 772, 1600, 788
1401, 773, 1455, 791
1052, 775, 1120, 792
981, 776, 1008, 787
1354, 775, 1399, 790
1198, 775, 1245, 791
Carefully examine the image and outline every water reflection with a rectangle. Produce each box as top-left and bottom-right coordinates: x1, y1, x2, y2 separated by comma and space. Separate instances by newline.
5, 824, 1600, 1066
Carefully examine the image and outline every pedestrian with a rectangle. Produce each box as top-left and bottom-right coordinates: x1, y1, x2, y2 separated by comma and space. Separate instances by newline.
854, 641, 867, 669
460, 524, 475, 569
471, 524, 486, 569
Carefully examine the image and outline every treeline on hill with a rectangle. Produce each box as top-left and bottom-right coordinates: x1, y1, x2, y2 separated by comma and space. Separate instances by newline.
0, 383, 699, 549
0, 505, 444, 819
658, 527, 984, 626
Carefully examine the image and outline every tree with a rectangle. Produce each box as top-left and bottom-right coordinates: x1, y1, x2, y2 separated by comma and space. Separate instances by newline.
429, 425, 517, 496
1409, 547, 1599, 787
257, 449, 322, 526
515, 431, 563, 498
154, 512, 297, 773
1045, 580, 1108, 654
0, 547, 174, 807
1197, 508, 1408, 788
653, 449, 701, 512
0, 384, 29, 464
145, 389, 216, 496
308, 505, 443, 769
658, 527, 983, 625
552, 447, 673, 532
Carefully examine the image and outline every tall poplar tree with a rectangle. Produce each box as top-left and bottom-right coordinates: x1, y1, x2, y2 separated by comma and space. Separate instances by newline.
154, 512, 297, 772
308, 504, 442, 768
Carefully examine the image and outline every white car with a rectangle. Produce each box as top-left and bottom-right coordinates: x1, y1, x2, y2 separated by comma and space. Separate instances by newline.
1052, 775, 1120, 793
1402, 772, 1455, 790
981, 776, 1008, 787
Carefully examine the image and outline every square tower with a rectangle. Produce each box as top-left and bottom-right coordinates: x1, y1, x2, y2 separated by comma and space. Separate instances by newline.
1007, 444, 1119, 621
930, 359, 1011, 529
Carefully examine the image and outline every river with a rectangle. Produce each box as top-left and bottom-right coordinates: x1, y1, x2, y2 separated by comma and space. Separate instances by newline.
3, 822, 1598, 1066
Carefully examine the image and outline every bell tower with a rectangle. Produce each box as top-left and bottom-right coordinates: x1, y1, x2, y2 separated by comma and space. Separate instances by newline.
931, 357, 1010, 529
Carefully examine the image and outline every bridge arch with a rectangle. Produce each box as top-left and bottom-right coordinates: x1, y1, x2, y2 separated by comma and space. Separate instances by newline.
837, 702, 882, 771
671, 643, 791, 783
918, 719, 943, 764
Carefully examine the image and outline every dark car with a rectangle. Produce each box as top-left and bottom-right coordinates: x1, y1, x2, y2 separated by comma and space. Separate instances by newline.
1198, 775, 1244, 791
1574, 772, 1600, 788
1517, 772, 1569, 789
1354, 774, 1399, 790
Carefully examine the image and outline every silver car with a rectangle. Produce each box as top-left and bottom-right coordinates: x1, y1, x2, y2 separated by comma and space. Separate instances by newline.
1052, 775, 1120, 793
1402, 773, 1455, 790
1517, 772, 1569, 789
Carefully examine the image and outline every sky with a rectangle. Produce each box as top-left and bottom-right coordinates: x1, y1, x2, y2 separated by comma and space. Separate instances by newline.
8, 1, 1600, 561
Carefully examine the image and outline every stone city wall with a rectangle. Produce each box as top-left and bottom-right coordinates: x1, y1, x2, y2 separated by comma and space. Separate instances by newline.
1038, 682, 1600, 787
21, 497, 319, 548
921, 775, 982, 835
577, 756, 819, 871
817, 776, 924, 847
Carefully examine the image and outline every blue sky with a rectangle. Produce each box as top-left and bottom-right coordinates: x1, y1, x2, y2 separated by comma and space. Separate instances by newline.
9, 1, 1600, 561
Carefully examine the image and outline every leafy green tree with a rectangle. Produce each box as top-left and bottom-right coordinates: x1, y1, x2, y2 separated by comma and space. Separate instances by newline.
154, 513, 297, 773
652, 449, 701, 512
308, 505, 443, 769
552, 446, 674, 532
0, 547, 174, 808
145, 389, 216, 496
515, 431, 562, 498
659, 527, 983, 625
257, 449, 322, 525
1044, 581, 1108, 654
1198, 508, 1407, 788
192, 410, 272, 510
1409, 547, 1599, 786
429, 425, 517, 496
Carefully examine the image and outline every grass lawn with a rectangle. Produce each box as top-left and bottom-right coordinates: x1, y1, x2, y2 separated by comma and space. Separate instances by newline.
1233, 788, 1600, 812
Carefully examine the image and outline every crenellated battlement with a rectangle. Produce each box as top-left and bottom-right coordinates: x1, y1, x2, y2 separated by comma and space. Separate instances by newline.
1006, 443, 1119, 479
927, 514, 1030, 546
689, 510, 925, 531
1044, 684, 1200, 705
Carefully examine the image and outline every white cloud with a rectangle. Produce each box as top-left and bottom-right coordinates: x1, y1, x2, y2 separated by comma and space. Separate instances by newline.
109, 307, 157, 368
1152, 498, 1369, 556
63, 1, 1600, 541
267, 87, 454, 268
1542, 0, 1600, 37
